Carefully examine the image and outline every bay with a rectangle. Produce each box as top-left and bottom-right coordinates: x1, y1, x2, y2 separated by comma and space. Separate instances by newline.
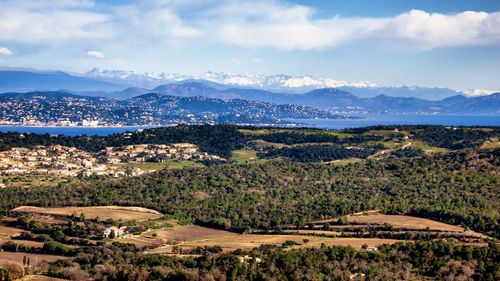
0, 114, 498, 136
292, 114, 500, 130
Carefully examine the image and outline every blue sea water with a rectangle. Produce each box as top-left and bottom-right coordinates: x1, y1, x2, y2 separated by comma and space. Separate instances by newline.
0, 115, 498, 136
292, 114, 500, 130
0, 126, 157, 136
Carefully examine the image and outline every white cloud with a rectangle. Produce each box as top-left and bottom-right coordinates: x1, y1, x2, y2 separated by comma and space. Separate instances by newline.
231, 58, 241, 64
209, 4, 500, 50
0, 47, 13, 56
86, 50, 104, 59
252, 58, 262, 63
0, 0, 499, 51
0, 0, 111, 43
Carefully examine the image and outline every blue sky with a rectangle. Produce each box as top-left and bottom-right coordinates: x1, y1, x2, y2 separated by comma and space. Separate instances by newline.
0, 0, 499, 91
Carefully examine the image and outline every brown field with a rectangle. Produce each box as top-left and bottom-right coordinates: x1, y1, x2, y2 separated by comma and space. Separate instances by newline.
12, 206, 163, 222
149, 233, 402, 253
145, 225, 401, 253
0, 225, 26, 238
0, 239, 45, 248
0, 252, 70, 266
346, 215, 485, 238
281, 229, 341, 236
481, 137, 500, 149
313, 214, 485, 238
22, 275, 69, 281
119, 237, 164, 249
144, 225, 238, 243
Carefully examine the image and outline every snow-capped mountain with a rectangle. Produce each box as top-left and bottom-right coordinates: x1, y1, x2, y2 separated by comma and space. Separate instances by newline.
197, 71, 377, 93
83, 68, 496, 100
0, 67, 497, 100
84, 68, 377, 93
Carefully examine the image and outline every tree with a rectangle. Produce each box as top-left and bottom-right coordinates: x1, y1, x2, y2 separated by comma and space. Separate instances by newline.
0, 266, 11, 281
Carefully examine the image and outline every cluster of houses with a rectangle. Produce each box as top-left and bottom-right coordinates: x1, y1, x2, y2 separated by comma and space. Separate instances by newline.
0, 143, 222, 181
101, 143, 222, 164
0, 145, 106, 177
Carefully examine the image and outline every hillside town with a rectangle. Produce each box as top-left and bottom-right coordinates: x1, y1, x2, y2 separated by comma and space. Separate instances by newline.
0, 143, 221, 179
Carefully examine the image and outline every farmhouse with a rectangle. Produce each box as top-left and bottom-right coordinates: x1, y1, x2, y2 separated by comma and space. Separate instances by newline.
103, 226, 128, 238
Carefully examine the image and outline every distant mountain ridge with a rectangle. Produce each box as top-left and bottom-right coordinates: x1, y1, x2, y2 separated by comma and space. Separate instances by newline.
3, 67, 495, 100
0, 68, 499, 115
113, 82, 500, 114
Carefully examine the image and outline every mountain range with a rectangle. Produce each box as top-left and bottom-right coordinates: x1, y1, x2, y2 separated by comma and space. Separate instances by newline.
0, 68, 499, 115
1, 67, 492, 101
102, 82, 500, 115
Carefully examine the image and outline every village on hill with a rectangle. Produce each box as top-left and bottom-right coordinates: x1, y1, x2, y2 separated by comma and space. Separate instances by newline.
0, 142, 221, 180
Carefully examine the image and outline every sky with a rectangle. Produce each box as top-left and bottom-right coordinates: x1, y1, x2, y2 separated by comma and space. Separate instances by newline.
0, 0, 500, 91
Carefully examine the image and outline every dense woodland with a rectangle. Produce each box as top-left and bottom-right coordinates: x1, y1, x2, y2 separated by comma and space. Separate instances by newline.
260, 144, 384, 162
39, 240, 499, 280
0, 147, 498, 239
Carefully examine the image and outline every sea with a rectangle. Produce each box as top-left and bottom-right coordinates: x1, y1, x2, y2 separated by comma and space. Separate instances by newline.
0, 114, 498, 136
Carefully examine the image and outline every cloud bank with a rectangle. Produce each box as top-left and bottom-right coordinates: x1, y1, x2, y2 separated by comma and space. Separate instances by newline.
0, 0, 499, 51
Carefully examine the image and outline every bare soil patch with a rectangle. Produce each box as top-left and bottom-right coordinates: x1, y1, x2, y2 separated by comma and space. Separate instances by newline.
0, 225, 26, 238
149, 233, 401, 253
12, 206, 162, 222
22, 275, 69, 281
346, 215, 481, 234
313, 214, 486, 239
0, 239, 45, 248
145, 225, 237, 243
0, 252, 69, 266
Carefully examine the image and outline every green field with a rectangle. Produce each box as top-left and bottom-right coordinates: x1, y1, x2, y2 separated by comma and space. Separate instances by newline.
410, 140, 449, 153
231, 150, 258, 163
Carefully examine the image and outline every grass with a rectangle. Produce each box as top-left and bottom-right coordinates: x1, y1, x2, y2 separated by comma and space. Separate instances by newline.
231, 150, 258, 164
410, 140, 449, 153
365, 129, 405, 138
0, 175, 68, 188
324, 158, 363, 165
481, 137, 500, 149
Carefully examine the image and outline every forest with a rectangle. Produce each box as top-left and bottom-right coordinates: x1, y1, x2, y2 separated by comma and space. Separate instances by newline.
0, 146, 498, 238
43, 240, 500, 280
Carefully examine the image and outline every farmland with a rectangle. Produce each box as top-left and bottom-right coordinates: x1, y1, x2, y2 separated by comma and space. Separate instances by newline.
147, 231, 403, 253
311, 214, 487, 238
0, 252, 70, 266
12, 206, 163, 222
144, 225, 237, 243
